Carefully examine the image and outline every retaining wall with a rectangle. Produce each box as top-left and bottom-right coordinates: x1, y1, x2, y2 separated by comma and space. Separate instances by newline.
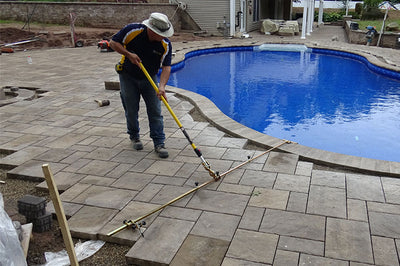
0, 1, 198, 30
344, 20, 400, 48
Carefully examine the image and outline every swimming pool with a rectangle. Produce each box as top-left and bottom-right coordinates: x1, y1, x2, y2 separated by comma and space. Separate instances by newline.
167, 47, 400, 162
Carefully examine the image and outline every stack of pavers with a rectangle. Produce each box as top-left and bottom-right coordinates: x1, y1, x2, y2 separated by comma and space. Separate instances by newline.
17, 195, 52, 233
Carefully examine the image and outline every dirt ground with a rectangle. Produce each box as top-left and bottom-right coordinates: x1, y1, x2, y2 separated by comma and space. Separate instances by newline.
0, 22, 212, 52
0, 22, 211, 265
1, 166, 130, 265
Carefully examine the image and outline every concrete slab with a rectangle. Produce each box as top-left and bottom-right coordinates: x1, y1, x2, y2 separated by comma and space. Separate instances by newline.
260, 209, 325, 241
187, 189, 249, 216
286, 192, 308, 213
239, 169, 277, 188
190, 211, 241, 241
311, 169, 346, 189
274, 173, 310, 193
299, 254, 348, 266
68, 205, 118, 239
71, 185, 137, 210
372, 236, 400, 266
249, 187, 289, 210
307, 185, 347, 218
170, 235, 229, 266
99, 201, 161, 246
273, 250, 299, 266
226, 229, 278, 264
325, 218, 373, 264
36, 171, 86, 192
125, 217, 194, 265
278, 236, 324, 256
263, 151, 299, 174
111, 172, 155, 191
346, 173, 385, 202
369, 211, 400, 238
239, 206, 265, 231
381, 177, 400, 204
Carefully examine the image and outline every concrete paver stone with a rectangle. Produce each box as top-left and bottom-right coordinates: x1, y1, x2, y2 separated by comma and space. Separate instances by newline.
125, 217, 194, 265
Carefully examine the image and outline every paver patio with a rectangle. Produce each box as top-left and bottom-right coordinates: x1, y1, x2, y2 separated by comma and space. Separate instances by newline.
1, 25, 400, 265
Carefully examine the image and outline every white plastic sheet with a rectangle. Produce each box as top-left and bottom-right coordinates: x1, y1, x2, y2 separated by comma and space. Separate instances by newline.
43, 240, 105, 266
0, 192, 28, 266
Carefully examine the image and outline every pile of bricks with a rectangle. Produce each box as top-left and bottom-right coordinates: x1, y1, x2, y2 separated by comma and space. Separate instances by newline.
17, 195, 52, 233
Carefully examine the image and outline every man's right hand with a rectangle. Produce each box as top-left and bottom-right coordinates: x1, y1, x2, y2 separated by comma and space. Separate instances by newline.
109, 40, 141, 67
126, 52, 142, 67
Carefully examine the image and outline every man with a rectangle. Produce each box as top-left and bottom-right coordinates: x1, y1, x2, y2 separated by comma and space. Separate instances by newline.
110, 13, 174, 158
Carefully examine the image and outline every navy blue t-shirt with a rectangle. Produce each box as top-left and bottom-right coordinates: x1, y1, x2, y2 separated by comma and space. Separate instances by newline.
112, 23, 172, 79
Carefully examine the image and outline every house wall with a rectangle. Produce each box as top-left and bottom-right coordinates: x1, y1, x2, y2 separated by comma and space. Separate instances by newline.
183, 0, 238, 36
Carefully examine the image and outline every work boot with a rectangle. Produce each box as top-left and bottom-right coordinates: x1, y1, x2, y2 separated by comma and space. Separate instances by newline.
132, 139, 143, 150
155, 144, 169, 158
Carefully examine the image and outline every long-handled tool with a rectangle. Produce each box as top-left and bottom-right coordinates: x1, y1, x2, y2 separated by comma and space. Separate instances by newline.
107, 139, 291, 237
139, 62, 219, 180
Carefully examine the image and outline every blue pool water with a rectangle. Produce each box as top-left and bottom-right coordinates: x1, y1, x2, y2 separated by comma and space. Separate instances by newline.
167, 47, 400, 162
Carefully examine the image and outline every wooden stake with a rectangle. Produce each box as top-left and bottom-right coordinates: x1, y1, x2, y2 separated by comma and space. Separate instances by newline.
42, 164, 79, 266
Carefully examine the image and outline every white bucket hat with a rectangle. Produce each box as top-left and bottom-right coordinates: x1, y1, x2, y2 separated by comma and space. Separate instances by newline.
143, 12, 174, 38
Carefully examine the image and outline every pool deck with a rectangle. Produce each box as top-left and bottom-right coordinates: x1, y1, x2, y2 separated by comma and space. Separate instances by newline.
1, 25, 400, 265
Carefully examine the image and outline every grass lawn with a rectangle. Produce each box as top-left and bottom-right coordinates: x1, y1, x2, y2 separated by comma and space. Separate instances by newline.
356, 19, 400, 31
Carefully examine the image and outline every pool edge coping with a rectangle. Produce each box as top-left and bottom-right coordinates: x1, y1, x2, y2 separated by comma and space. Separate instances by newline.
168, 44, 400, 178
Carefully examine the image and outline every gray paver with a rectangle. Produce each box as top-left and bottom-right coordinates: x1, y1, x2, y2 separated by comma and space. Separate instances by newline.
381, 177, 400, 204
170, 235, 229, 266
307, 185, 346, 218
221, 258, 268, 266
71, 185, 137, 210
346, 173, 385, 202
226, 229, 278, 264
367, 201, 400, 215
99, 201, 161, 245
278, 236, 324, 256
311, 170, 346, 188
295, 161, 313, 176
325, 218, 373, 264
239, 169, 276, 188
190, 211, 240, 241
347, 199, 368, 221
36, 171, 86, 191
239, 206, 265, 231
76, 159, 119, 176
263, 151, 299, 174
260, 209, 325, 241
273, 250, 299, 266
144, 160, 184, 176
151, 185, 194, 207
286, 192, 308, 213
111, 172, 155, 191
68, 205, 118, 239
125, 217, 194, 265
299, 254, 348, 266
249, 187, 289, 210
274, 173, 310, 193
159, 206, 202, 221
369, 211, 400, 238
372, 236, 400, 266
7, 160, 67, 181
187, 189, 249, 215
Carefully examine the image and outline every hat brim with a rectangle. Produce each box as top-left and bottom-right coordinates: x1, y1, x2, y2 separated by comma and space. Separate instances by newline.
143, 19, 174, 38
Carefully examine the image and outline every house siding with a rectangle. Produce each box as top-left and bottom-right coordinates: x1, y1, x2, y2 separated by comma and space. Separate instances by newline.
184, 0, 240, 36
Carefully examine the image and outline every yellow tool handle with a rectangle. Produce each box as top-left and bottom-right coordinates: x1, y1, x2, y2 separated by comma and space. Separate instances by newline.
139, 62, 183, 128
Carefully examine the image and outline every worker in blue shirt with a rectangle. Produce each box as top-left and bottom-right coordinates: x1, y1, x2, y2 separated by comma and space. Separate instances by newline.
110, 13, 173, 158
